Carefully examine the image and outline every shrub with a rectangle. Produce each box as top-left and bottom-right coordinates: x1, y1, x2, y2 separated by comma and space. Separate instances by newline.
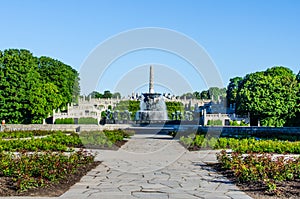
0, 150, 94, 191
78, 117, 98, 124
180, 135, 300, 154
217, 150, 300, 193
79, 130, 131, 148
207, 120, 222, 126
54, 118, 74, 124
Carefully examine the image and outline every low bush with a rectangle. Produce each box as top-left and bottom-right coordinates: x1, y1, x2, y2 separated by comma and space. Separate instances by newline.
0, 132, 82, 152
0, 150, 94, 191
217, 150, 300, 193
78, 117, 98, 124
54, 118, 74, 124
230, 120, 248, 126
180, 135, 300, 154
79, 129, 132, 148
0, 130, 72, 139
207, 120, 222, 126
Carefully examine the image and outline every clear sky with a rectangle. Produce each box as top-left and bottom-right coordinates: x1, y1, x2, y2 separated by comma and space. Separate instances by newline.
1, 0, 299, 96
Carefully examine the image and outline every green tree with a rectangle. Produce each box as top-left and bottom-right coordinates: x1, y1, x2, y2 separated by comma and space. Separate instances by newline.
38, 56, 79, 107
287, 71, 300, 126
27, 82, 62, 123
112, 92, 121, 99
0, 49, 61, 123
0, 49, 77, 124
89, 91, 102, 98
193, 91, 200, 99
114, 100, 140, 119
226, 77, 243, 107
208, 87, 226, 101
180, 92, 194, 99
165, 101, 184, 119
103, 90, 112, 98
236, 66, 299, 127
200, 90, 209, 99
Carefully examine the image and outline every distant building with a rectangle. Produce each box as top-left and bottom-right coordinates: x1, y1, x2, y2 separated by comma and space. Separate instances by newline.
196, 98, 250, 126
51, 94, 249, 126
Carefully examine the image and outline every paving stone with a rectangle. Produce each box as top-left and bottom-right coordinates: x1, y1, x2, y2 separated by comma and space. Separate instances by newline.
7, 138, 253, 199
131, 191, 169, 199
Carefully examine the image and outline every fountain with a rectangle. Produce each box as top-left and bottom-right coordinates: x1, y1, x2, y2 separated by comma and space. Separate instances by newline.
135, 66, 168, 122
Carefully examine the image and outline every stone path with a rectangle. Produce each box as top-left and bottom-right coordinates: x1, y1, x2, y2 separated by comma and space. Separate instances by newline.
3, 136, 253, 199
60, 136, 252, 199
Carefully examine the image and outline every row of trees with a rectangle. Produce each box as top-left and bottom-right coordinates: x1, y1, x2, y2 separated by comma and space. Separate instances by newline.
0, 49, 79, 124
226, 66, 300, 127
1, 49, 298, 127
88, 90, 121, 99
180, 87, 226, 101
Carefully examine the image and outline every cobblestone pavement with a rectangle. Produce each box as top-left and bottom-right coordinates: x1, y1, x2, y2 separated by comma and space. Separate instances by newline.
3, 136, 252, 199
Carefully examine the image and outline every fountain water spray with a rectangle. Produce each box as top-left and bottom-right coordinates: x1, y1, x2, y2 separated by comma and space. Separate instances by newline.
135, 66, 168, 122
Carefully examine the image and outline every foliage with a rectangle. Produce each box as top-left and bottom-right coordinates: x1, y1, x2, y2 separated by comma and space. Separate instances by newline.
0, 130, 71, 138
111, 92, 121, 99
180, 135, 300, 154
88, 90, 121, 99
38, 56, 80, 106
208, 87, 226, 101
181, 87, 226, 101
226, 77, 243, 107
0, 129, 130, 152
0, 150, 94, 191
179, 134, 195, 147
229, 138, 300, 154
165, 101, 184, 119
180, 92, 194, 99
0, 132, 82, 152
200, 90, 210, 99
0, 49, 79, 124
114, 100, 140, 119
115, 100, 184, 120
229, 120, 248, 126
192, 91, 200, 99
206, 120, 223, 126
54, 118, 74, 124
236, 66, 300, 127
79, 129, 132, 148
78, 117, 98, 124
217, 150, 300, 193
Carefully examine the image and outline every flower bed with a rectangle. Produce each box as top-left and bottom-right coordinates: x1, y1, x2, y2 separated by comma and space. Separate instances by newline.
0, 129, 131, 195
216, 150, 300, 196
180, 134, 300, 197
79, 129, 133, 149
0, 150, 94, 192
180, 135, 300, 154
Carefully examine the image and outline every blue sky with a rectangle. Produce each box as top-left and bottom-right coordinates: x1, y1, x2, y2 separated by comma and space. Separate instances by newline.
1, 0, 299, 96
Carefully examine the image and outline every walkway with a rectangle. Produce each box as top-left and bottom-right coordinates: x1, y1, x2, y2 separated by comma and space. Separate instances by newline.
61, 135, 251, 199
3, 135, 253, 199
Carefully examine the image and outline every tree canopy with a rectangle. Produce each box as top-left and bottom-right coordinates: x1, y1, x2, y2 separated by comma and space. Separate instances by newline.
208, 87, 226, 101
180, 87, 226, 100
226, 77, 243, 107
88, 90, 121, 99
235, 66, 299, 127
0, 49, 79, 124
